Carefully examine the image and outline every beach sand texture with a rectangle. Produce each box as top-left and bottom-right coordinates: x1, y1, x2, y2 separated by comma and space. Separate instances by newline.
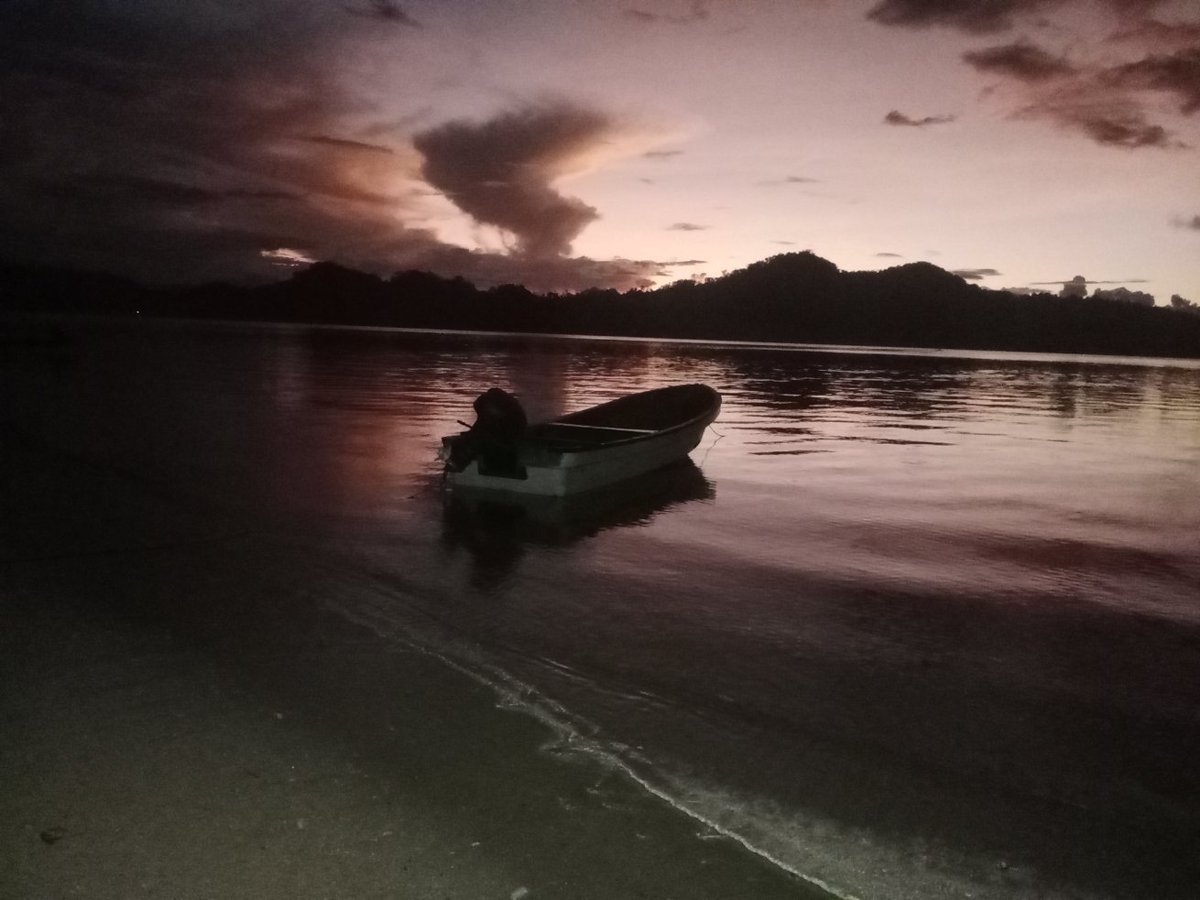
0, 424, 822, 900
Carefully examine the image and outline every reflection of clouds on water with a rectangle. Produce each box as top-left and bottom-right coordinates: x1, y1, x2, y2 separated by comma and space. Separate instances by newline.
440, 461, 714, 591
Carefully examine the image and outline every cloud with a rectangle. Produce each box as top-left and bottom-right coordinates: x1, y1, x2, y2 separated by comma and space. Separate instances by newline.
959, 28, 1199, 150
667, 222, 708, 231
345, 1, 420, 26
1175, 214, 1200, 229
39, 174, 301, 207
951, 267, 1001, 279
1014, 88, 1173, 147
866, 0, 1065, 34
0, 1, 439, 282
305, 135, 398, 154
1091, 285, 1156, 305
261, 247, 316, 267
414, 103, 617, 259
758, 175, 821, 187
1059, 274, 1089, 297
1109, 18, 1200, 52
0, 3, 658, 292
1103, 48, 1200, 114
643, 149, 684, 159
963, 41, 1077, 81
1073, 114, 1169, 146
1029, 275, 1150, 289
624, 2, 710, 25
884, 110, 957, 127
404, 245, 667, 292
865, 1, 1173, 35
868, 1, 1198, 150
875, 252, 904, 257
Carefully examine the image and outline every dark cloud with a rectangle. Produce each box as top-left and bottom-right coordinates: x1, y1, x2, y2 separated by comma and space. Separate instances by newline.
643, 149, 684, 158
1109, 18, 1200, 52
305, 135, 397, 154
1076, 115, 1170, 146
668, 222, 708, 231
1059, 274, 1089, 297
866, 0, 1064, 34
956, 13, 1200, 150
866, 0, 1171, 34
0, 0, 447, 282
405, 245, 665, 292
1100, 0, 1171, 19
951, 267, 1001, 279
875, 252, 904, 257
38, 174, 299, 207
1176, 214, 1200, 230
624, 2, 710, 25
884, 110, 957, 126
1103, 48, 1200, 114
1016, 95, 1172, 147
1029, 276, 1149, 286
414, 103, 616, 259
896, 1, 1200, 149
1092, 285, 1155, 304
345, 1, 420, 26
963, 41, 1077, 81
0, 4, 657, 291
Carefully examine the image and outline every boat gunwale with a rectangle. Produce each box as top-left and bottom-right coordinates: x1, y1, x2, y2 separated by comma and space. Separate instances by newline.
523, 384, 720, 457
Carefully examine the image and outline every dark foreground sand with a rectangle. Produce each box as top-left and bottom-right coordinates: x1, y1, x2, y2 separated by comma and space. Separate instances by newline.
0, 424, 824, 900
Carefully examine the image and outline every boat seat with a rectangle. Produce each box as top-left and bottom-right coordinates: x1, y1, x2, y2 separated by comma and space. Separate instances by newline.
547, 423, 656, 434
526, 422, 657, 449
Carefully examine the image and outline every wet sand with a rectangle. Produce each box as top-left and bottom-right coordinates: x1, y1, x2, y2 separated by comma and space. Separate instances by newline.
0, 425, 824, 900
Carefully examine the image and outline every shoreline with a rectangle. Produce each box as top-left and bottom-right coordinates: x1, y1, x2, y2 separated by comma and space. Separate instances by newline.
0, 431, 826, 900
7, 310, 1200, 367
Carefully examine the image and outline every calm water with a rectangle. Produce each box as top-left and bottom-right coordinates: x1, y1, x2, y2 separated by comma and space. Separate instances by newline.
6, 319, 1200, 899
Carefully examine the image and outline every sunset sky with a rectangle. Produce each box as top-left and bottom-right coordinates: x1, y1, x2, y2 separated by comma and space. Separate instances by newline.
3, 0, 1198, 302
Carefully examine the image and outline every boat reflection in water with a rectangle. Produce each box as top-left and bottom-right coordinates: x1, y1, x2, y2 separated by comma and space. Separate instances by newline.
440, 460, 714, 589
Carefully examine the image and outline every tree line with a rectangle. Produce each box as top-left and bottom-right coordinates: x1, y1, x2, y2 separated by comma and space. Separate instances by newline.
3, 252, 1200, 358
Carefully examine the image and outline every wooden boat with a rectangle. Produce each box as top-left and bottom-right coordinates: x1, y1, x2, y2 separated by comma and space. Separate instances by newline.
440, 383, 721, 496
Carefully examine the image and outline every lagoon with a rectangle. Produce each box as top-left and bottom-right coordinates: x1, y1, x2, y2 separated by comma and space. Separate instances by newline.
3, 319, 1199, 899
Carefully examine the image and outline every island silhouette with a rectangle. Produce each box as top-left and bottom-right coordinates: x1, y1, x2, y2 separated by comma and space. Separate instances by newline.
3, 252, 1199, 358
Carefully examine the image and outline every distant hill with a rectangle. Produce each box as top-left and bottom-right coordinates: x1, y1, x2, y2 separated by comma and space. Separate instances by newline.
3, 253, 1200, 358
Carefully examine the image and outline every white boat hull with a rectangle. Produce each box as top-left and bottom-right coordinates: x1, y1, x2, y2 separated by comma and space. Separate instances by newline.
446, 417, 711, 496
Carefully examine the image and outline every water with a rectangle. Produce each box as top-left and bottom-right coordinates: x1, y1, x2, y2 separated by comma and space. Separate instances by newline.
5, 318, 1200, 899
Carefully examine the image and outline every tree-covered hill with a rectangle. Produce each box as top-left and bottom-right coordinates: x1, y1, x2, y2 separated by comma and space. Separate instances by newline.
3, 253, 1199, 358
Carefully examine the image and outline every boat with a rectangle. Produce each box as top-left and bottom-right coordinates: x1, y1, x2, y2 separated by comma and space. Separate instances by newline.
439, 383, 721, 496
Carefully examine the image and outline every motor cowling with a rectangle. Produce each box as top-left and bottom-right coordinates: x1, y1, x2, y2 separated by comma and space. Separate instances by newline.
471, 387, 527, 439
443, 388, 527, 474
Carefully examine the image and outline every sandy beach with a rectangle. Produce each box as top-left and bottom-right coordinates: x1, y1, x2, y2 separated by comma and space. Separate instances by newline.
0, 419, 821, 900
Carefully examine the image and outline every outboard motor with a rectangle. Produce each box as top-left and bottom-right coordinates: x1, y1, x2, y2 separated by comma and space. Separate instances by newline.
443, 388, 527, 474
472, 387, 528, 440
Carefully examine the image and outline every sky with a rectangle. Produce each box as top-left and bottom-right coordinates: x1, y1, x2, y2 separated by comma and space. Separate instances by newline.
2, 0, 1197, 302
